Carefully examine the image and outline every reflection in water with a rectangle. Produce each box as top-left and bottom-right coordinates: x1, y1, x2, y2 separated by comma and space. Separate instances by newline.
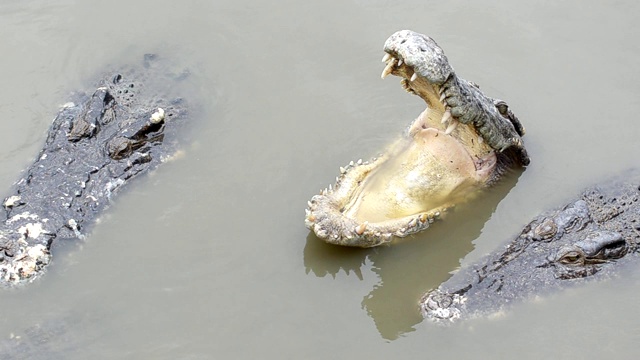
303, 233, 371, 280
303, 172, 522, 340
3, 0, 638, 357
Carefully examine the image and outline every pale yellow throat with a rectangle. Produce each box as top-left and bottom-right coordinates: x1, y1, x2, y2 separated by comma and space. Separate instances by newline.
343, 108, 495, 223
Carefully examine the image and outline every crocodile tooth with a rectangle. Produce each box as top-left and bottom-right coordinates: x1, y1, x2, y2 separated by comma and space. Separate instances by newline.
307, 201, 312, 208
441, 109, 452, 124
439, 92, 446, 102
322, 188, 327, 196
381, 58, 397, 79
445, 120, 458, 135
317, 230, 328, 238
355, 221, 368, 235
478, 136, 484, 144
329, 184, 332, 191
410, 73, 418, 82
401, 79, 412, 93
357, 159, 363, 165
382, 53, 391, 63
349, 161, 354, 166
397, 59, 403, 66
339, 166, 346, 174
305, 209, 310, 216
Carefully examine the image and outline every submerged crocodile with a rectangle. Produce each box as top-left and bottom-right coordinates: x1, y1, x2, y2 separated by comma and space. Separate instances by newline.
305, 30, 529, 247
0, 55, 189, 286
421, 173, 640, 322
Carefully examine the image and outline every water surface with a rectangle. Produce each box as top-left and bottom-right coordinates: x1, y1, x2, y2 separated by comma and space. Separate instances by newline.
0, 0, 639, 358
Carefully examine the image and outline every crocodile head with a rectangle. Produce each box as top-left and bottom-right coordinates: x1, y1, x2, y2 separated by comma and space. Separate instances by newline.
305, 30, 529, 247
421, 178, 640, 322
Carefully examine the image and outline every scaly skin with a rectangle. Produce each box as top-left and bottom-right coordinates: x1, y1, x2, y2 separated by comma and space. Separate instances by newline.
421, 173, 640, 322
305, 30, 529, 247
0, 55, 189, 286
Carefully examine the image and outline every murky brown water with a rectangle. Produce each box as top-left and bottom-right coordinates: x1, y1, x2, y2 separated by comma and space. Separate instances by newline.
0, 0, 639, 358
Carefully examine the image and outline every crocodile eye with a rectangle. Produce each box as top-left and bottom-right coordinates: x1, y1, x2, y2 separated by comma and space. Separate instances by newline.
494, 100, 509, 116
559, 250, 584, 265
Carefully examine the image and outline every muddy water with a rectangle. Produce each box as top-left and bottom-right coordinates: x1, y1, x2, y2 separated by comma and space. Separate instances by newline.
0, 0, 638, 358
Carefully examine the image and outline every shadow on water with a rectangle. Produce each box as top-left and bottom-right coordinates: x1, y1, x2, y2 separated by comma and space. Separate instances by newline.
304, 232, 371, 281
303, 170, 523, 340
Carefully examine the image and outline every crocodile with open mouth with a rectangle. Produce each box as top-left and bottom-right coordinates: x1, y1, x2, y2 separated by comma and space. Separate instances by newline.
305, 30, 529, 247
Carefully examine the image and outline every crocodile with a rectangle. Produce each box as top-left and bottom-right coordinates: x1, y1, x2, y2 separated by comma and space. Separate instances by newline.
0, 311, 95, 360
421, 173, 640, 322
305, 30, 529, 247
0, 55, 190, 286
